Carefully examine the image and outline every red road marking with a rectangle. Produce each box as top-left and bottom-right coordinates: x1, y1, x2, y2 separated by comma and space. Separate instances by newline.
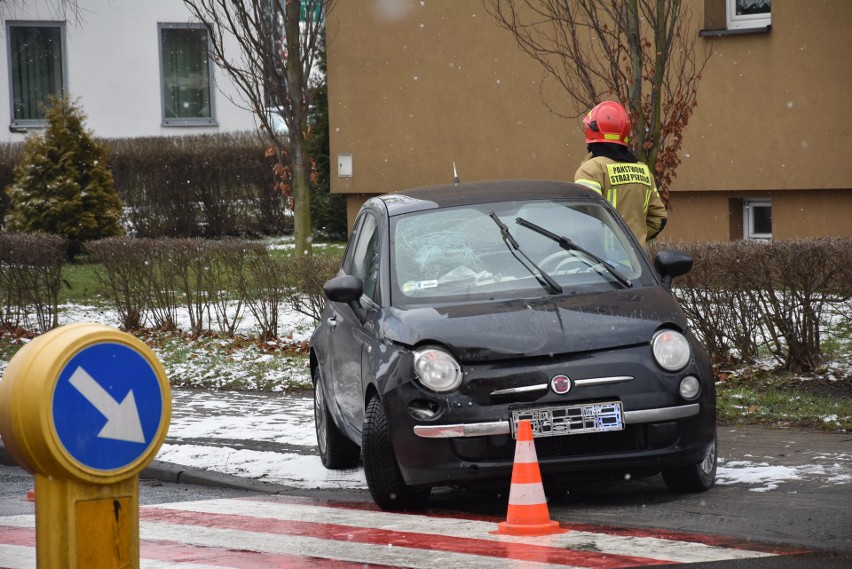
0, 495, 810, 567
0, 526, 394, 569
141, 508, 675, 568
247, 495, 809, 556
0, 526, 34, 547
141, 538, 398, 569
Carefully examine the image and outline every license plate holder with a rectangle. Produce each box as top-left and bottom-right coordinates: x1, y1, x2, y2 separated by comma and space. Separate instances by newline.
510, 402, 624, 439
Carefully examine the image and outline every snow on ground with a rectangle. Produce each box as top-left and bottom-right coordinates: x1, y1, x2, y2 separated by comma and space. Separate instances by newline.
49, 301, 317, 391
156, 442, 367, 489
55, 301, 315, 344
161, 390, 366, 489
717, 460, 852, 493
158, 390, 852, 493
2, 302, 850, 492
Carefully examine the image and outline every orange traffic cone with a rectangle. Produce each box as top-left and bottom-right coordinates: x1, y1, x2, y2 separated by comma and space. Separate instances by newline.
495, 420, 566, 536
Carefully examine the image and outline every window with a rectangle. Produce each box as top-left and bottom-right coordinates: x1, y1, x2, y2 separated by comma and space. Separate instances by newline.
346, 213, 380, 301
391, 200, 643, 304
727, 0, 771, 30
159, 24, 215, 126
744, 199, 772, 240
6, 22, 66, 127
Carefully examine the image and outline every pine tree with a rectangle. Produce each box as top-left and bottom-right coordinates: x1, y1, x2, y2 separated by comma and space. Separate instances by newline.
5, 95, 123, 256
307, 31, 347, 240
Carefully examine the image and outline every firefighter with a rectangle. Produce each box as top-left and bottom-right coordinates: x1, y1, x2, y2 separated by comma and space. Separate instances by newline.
574, 101, 667, 246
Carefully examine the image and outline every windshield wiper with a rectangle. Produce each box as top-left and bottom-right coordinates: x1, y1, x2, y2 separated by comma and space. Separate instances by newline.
488, 212, 562, 295
515, 217, 633, 288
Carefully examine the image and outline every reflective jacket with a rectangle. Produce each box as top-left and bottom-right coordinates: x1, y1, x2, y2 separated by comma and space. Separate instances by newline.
574, 155, 667, 246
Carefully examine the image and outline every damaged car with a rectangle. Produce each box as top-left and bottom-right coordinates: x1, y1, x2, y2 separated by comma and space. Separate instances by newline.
310, 180, 716, 510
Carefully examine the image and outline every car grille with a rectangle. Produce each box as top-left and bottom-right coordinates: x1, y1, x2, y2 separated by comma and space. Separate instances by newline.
484, 425, 647, 462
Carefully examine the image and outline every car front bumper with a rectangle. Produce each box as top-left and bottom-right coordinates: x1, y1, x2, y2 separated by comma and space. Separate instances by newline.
382, 345, 716, 488
412, 403, 700, 438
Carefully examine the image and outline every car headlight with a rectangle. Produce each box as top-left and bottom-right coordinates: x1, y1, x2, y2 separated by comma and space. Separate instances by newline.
413, 346, 463, 392
651, 329, 691, 371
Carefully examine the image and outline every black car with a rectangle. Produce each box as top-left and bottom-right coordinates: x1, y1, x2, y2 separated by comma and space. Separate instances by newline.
310, 180, 716, 510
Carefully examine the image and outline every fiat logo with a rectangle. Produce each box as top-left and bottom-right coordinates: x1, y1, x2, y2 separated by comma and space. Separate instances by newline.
551, 374, 571, 394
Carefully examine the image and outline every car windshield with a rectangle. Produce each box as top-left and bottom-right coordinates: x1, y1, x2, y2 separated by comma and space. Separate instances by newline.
390, 199, 646, 304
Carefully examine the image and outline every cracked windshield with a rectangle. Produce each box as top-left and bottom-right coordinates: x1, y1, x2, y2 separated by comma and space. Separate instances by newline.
393, 199, 641, 301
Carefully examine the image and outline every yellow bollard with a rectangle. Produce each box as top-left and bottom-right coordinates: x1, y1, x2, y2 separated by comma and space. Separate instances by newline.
0, 323, 171, 568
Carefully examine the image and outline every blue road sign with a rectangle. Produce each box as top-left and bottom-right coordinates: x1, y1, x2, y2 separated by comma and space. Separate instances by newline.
52, 342, 165, 471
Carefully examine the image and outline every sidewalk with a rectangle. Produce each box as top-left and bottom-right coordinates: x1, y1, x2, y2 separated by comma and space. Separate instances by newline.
1, 388, 850, 494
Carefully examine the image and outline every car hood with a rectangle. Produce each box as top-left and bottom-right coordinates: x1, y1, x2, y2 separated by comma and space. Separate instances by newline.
379, 287, 688, 360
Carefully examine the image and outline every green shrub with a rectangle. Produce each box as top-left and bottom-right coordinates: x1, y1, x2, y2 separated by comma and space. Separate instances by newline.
86, 237, 152, 330
106, 134, 291, 238
2, 129, 338, 240
0, 142, 22, 226
4, 97, 123, 256
88, 237, 342, 338
659, 238, 852, 373
0, 232, 65, 332
282, 253, 342, 322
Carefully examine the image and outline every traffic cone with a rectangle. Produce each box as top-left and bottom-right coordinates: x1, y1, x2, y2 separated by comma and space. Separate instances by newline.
495, 420, 566, 536
25, 489, 35, 502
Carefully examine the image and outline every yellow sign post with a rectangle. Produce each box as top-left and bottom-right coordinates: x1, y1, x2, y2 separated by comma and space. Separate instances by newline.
0, 322, 171, 568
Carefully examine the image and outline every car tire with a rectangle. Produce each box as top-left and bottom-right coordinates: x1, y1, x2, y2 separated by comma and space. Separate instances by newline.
313, 367, 361, 469
662, 433, 717, 493
362, 395, 431, 510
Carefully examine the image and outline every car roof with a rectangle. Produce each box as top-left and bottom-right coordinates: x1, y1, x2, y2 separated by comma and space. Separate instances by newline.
374, 180, 602, 217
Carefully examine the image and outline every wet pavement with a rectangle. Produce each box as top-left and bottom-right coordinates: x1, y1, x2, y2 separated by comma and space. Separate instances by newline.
1, 388, 850, 497
152, 388, 366, 490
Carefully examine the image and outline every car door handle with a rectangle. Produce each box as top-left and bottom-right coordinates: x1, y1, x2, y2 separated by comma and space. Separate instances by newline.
327, 316, 338, 329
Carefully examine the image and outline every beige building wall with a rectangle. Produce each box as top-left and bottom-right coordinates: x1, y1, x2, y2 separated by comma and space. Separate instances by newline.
327, 1, 852, 240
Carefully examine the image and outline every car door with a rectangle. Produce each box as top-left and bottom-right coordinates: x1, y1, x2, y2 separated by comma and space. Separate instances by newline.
326, 212, 381, 434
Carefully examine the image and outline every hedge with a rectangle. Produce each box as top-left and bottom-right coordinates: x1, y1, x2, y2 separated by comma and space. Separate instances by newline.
2, 234, 850, 375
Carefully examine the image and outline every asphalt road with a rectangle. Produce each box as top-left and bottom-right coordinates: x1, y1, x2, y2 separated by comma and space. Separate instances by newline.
2, 424, 851, 567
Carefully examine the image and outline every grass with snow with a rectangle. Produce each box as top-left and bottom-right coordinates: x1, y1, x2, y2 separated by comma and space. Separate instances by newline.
1, 237, 849, 432
143, 332, 311, 392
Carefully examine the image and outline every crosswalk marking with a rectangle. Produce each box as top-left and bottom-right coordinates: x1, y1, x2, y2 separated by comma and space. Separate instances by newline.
0, 495, 800, 569
148, 497, 771, 565
141, 510, 659, 568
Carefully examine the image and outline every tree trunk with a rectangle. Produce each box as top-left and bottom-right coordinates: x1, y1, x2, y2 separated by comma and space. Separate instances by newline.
286, 0, 312, 256
290, 139, 312, 256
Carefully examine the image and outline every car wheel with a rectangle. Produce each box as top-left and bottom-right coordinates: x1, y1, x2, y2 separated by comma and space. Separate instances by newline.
662, 433, 717, 493
362, 395, 431, 510
313, 366, 360, 469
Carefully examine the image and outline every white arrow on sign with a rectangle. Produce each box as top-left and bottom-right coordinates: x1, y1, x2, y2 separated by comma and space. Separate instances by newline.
68, 366, 146, 444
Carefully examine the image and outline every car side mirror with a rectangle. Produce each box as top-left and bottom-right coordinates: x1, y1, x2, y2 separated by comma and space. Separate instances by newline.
654, 250, 693, 291
323, 275, 364, 312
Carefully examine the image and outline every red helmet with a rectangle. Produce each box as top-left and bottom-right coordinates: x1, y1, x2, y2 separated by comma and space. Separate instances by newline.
584, 101, 630, 146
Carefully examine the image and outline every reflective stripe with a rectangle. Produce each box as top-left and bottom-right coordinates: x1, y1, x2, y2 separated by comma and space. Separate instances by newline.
513, 440, 538, 464
644, 189, 651, 212
575, 179, 602, 194
506, 482, 547, 505
607, 187, 617, 208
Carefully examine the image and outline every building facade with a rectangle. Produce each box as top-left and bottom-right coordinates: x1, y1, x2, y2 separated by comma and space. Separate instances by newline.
1, 0, 258, 143
326, 0, 852, 242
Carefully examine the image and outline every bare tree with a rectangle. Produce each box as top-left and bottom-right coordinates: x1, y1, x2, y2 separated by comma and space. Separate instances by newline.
1, 0, 83, 22
485, 0, 711, 206
182, 0, 334, 255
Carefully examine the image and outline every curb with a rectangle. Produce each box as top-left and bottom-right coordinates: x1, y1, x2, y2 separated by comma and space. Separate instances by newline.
0, 441, 285, 494
141, 459, 287, 493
